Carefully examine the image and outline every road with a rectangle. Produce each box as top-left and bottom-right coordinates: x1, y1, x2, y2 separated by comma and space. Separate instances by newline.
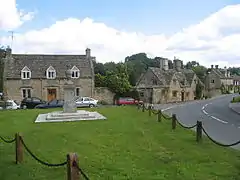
155, 94, 240, 149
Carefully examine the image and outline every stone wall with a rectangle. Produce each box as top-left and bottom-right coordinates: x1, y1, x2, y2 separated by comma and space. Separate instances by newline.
94, 87, 115, 104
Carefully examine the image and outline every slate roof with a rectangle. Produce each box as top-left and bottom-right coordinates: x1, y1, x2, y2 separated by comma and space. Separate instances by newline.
149, 67, 196, 87
210, 68, 232, 79
232, 74, 240, 81
4, 54, 93, 79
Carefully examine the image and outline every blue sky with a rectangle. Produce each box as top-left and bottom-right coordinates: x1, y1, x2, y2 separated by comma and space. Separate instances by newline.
17, 0, 239, 35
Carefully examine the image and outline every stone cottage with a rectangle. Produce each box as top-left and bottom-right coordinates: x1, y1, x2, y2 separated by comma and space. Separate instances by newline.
2, 48, 95, 102
205, 65, 234, 97
135, 59, 203, 104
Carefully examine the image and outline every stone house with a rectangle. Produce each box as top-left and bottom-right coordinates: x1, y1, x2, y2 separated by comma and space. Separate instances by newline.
205, 65, 234, 97
135, 59, 203, 104
2, 48, 95, 102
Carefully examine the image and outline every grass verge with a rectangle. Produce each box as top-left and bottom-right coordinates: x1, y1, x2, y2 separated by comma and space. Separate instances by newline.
0, 106, 240, 180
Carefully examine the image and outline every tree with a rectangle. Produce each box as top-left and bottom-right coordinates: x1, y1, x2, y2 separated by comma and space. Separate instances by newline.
195, 81, 203, 99
0, 46, 6, 92
105, 63, 132, 95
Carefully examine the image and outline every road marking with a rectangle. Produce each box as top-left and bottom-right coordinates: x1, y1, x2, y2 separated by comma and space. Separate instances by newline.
201, 103, 228, 124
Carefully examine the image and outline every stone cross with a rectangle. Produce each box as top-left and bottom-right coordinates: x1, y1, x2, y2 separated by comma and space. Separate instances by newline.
63, 69, 77, 113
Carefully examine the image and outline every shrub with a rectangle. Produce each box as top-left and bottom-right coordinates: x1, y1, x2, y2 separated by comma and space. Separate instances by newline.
231, 96, 240, 103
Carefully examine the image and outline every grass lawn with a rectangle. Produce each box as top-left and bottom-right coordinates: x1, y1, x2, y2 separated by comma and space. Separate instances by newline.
0, 106, 240, 180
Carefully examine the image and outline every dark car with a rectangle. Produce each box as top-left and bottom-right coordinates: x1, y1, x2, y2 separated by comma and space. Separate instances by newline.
115, 97, 143, 106
20, 97, 46, 109
35, 99, 64, 109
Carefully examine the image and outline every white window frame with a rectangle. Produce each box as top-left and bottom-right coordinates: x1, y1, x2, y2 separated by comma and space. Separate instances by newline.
21, 66, 31, 79
71, 66, 80, 79
21, 88, 32, 98
46, 66, 57, 79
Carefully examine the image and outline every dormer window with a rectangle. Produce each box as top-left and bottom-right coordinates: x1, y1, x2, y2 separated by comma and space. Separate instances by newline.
46, 66, 56, 79
71, 66, 80, 78
21, 66, 31, 79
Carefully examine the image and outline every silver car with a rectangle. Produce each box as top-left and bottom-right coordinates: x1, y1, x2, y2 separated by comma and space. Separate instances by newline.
75, 97, 98, 108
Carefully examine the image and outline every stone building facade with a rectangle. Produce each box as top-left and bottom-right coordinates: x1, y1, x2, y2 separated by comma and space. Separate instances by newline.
135, 59, 203, 104
205, 65, 234, 97
3, 48, 95, 102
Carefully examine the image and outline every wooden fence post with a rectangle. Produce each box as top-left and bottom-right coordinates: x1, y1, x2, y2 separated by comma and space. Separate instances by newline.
15, 133, 23, 164
196, 121, 202, 143
157, 110, 162, 122
67, 153, 80, 180
148, 105, 152, 116
172, 114, 177, 130
142, 104, 145, 112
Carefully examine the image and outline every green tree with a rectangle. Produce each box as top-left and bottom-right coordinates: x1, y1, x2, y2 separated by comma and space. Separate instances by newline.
195, 81, 203, 99
94, 73, 106, 87
105, 63, 132, 95
0, 46, 6, 92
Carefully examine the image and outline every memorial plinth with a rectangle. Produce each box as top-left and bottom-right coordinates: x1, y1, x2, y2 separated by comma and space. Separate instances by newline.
35, 69, 106, 123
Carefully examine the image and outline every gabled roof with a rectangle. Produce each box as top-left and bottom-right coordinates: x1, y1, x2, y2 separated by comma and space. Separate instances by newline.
4, 54, 93, 79
71, 65, 80, 71
21, 66, 31, 72
149, 67, 196, 87
46, 65, 56, 71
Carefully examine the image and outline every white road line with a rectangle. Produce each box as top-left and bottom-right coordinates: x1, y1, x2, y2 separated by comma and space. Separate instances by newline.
201, 103, 228, 124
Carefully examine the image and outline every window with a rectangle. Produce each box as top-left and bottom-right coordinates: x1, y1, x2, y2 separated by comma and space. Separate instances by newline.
84, 98, 91, 101
194, 79, 197, 84
22, 88, 31, 98
32, 97, 41, 103
21, 66, 31, 79
46, 66, 56, 79
152, 78, 157, 85
75, 87, 80, 96
211, 79, 215, 83
173, 79, 177, 85
140, 92, 144, 97
71, 66, 80, 78
172, 91, 177, 97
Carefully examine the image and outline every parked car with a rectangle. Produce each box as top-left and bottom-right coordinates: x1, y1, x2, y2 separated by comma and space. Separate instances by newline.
0, 100, 20, 110
21, 97, 46, 109
6, 100, 21, 110
75, 97, 98, 108
35, 99, 64, 109
115, 97, 143, 106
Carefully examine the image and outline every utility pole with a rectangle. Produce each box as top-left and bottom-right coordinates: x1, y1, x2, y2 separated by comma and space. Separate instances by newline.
8, 31, 14, 49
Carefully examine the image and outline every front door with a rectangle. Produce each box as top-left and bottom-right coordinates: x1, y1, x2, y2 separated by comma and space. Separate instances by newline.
47, 89, 57, 101
181, 91, 185, 101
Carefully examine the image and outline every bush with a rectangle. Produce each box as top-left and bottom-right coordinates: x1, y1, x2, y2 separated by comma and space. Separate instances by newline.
98, 100, 109, 105
231, 96, 240, 103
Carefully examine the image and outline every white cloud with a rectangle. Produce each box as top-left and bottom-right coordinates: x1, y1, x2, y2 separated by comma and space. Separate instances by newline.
1, 2, 240, 68
0, 0, 34, 30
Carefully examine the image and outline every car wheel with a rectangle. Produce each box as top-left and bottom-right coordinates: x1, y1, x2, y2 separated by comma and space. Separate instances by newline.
22, 105, 27, 109
89, 104, 94, 108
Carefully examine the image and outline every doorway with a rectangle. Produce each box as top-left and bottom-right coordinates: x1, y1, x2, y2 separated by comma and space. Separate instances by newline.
181, 91, 185, 101
47, 88, 57, 101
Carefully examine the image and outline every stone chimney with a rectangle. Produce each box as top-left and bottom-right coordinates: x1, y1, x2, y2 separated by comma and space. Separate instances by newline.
215, 65, 219, 69
159, 59, 164, 69
211, 65, 214, 69
6, 47, 12, 57
173, 59, 182, 71
227, 70, 231, 77
224, 67, 227, 77
163, 59, 169, 70
86, 48, 91, 58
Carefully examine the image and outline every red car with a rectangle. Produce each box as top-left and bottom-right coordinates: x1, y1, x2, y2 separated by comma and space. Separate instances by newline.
116, 97, 143, 106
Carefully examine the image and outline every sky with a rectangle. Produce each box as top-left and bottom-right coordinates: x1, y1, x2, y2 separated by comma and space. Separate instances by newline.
0, 0, 240, 68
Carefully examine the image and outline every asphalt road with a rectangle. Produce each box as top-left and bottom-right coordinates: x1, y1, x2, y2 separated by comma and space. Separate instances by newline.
155, 94, 240, 149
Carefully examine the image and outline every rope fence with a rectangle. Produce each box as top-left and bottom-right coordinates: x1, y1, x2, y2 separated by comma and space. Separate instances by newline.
137, 103, 240, 147
0, 133, 89, 180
